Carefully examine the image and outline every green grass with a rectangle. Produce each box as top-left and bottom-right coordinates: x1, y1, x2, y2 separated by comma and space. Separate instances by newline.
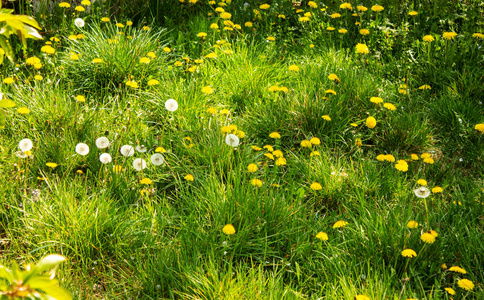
1, 1, 484, 299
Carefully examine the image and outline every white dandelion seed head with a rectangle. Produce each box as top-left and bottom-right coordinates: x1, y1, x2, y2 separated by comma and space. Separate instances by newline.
19, 138, 33, 152
99, 153, 112, 164
165, 99, 178, 112
75, 143, 90, 156
120, 145, 134, 157
74, 18, 85, 28
414, 186, 430, 198
95, 136, 110, 149
225, 134, 240, 147
135, 145, 147, 153
151, 153, 165, 166
133, 158, 147, 171
15, 151, 28, 158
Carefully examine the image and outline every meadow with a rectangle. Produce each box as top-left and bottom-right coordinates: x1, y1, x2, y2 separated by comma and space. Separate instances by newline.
1, 0, 484, 299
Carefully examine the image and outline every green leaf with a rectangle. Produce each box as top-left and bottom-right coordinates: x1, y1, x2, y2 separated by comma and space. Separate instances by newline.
41, 285, 72, 300
0, 35, 13, 62
0, 265, 14, 283
0, 111, 5, 129
0, 99, 15, 108
28, 276, 59, 289
35, 255, 66, 273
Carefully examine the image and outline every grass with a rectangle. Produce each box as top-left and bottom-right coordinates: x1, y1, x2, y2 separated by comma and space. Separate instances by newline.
1, 1, 484, 299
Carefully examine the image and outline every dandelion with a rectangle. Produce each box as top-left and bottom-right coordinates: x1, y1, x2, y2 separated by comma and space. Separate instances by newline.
360, 29, 370, 35
165, 99, 178, 112
448, 266, 467, 274
325, 89, 336, 95
75, 6, 85, 12
395, 160, 408, 172
355, 296, 370, 300
81, 0, 91, 5
95, 137, 109, 149
371, 5, 384, 12
264, 153, 274, 160
356, 43, 369, 54
34, 75, 43, 81
269, 132, 281, 139
321, 115, 331, 121
151, 153, 165, 166
133, 158, 147, 171
308, 1, 317, 8
46, 162, 58, 169
326, 27, 335, 31
316, 232, 328, 241
74, 18, 85, 28
17, 107, 30, 114
401, 249, 417, 258
474, 124, 484, 133
147, 79, 159, 86
19, 139, 33, 152
383, 103, 396, 111
140, 178, 152, 185
310, 182, 322, 191
339, 29, 348, 34
275, 157, 287, 166
136, 145, 147, 153
384, 154, 395, 162
444, 288, 456, 295
301, 140, 312, 148
184, 174, 194, 181
340, 3, 352, 10
143, 26, 150, 31
222, 224, 236, 235
202, 86, 214, 94
432, 187, 443, 193
333, 220, 348, 229
250, 178, 263, 187
370, 97, 383, 104
442, 32, 458, 40
419, 85, 431, 90
259, 4, 270, 9
423, 157, 434, 164
457, 279, 474, 291
288, 65, 299, 72
120, 145, 134, 157
422, 35, 435, 42
247, 163, 258, 172
266, 36, 275, 41
407, 220, 418, 229
310, 137, 321, 145
331, 13, 341, 18
139, 57, 150, 64
220, 12, 232, 19
310, 151, 320, 157
40, 45, 55, 54
225, 134, 240, 147
92, 58, 103, 63
472, 33, 484, 39
420, 232, 435, 243
101, 17, 110, 22
99, 153, 112, 164
357, 5, 368, 12
59, 2, 70, 8
409, 11, 418, 16
417, 179, 428, 186
366, 117, 376, 128
75, 143, 89, 155
414, 186, 430, 198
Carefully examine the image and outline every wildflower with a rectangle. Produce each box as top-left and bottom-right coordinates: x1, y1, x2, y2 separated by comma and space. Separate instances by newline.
266, 36, 275, 41
444, 288, 456, 295
310, 151, 320, 157
299, 16, 310, 22
376, 154, 386, 161
220, 12, 232, 19
331, 13, 341, 19
147, 79, 159, 86
74, 18, 85, 28
340, 3, 352, 10
75, 6, 85, 12
140, 178, 152, 185
356, 43, 369, 54
151, 153, 165, 166
119, 145, 134, 157
310, 182, 322, 191
326, 27, 335, 31
252, 146, 262, 151
414, 186, 430, 198
448, 266, 467, 274
384, 154, 395, 162
419, 85, 431, 90
420, 232, 435, 243
259, 4, 270, 9
401, 249, 417, 258
139, 57, 150, 64
278, 14, 286, 19
357, 6, 368, 12
457, 279, 474, 291
98, 153, 112, 164
269, 132, 281, 139
339, 29, 348, 34
301, 140, 312, 148
350, 123, 358, 127
250, 178, 263, 187
264, 145, 274, 152
325, 89, 336, 95
34, 75, 43, 81
355, 296, 370, 300
409, 11, 418, 16
59, 2, 70, 8
407, 220, 418, 229
70, 53, 79, 60
126, 21, 133, 26
142, 26, 150, 31
308, 1, 317, 8
46, 162, 58, 169
133, 158, 147, 171
225, 134, 240, 147
92, 58, 103, 63
423, 157, 434, 164
316, 232, 328, 241
395, 160, 408, 172
472, 33, 484, 39
360, 29, 370, 35
371, 5, 384, 12
288, 65, 299, 72
165, 99, 178, 112
222, 224, 236, 235
81, 0, 91, 5
409, 154, 418, 160
19, 139, 33, 152
17, 107, 30, 114
417, 179, 428, 186
40, 45, 55, 54
101, 17, 110, 22
383, 103, 396, 111
184, 174, 194, 181
421, 153, 431, 159
333, 220, 348, 229
441, 263, 448, 269
202, 86, 214, 94
442, 32, 458, 40
247, 163, 258, 172
26, 56, 41, 66
474, 124, 484, 133
355, 138, 362, 147
95, 137, 109, 149
310, 137, 321, 145
75, 143, 89, 155
264, 153, 274, 160
366, 117, 376, 128
422, 35, 435, 42
321, 115, 331, 121
275, 157, 287, 166
370, 97, 383, 104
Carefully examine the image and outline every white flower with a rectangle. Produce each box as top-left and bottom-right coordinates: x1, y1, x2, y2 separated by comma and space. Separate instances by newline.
120, 145, 134, 157
225, 134, 240, 147
75, 143, 89, 155
133, 158, 147, 171
99, 153, 112, 164
414, 186, 430, 198
74, 18, 85, 28
165, 99, 178, 112
15, 151, 28, 158
19, 138, 33, 152
95, 137, 110, 149
151, 153, 165, 166
136, 145, 147, 153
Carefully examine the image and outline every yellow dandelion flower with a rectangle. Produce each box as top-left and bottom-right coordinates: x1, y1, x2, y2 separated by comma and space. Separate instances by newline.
310, 151, 320, 157
407, 220, 418, 229
301, 140, 312, 148
184, 174, 194, 181
457, 279, 474, 291
288, 65, 299, 72
147, 79, 159, 86
383, 103, 396, 111
247, 163, 258, 172
269, 132, 281, 139
371, 5, 384, 12
401, 249, 417, 258
322, 115, 331, 121
432, 186, 443, 193
310, 182, 322, 191
310, 137, 320, 145
420, 232, 435, 244
422, 35, 435, 42
417, 179, 428, 186
46, 162, 58, 169
442, 32, 458, 40
360, 29, 370, 35
201, 86, 214, 94
370, 97, 383, 104
444, 287, 455, 295
222, 224, 236, 235
75, 6, 85, 12
357, 6, 368, 12
366, 116, 376, 128
316, 232, 328, 241
17, 107, 31, 114
474, 124, 484, 133
333, 220, 348, 229
356, 43, 369, 54
140, 178, 153, 184
59, 2, 70, 8
448, 266, 466, 274
250, 178, 263, 187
